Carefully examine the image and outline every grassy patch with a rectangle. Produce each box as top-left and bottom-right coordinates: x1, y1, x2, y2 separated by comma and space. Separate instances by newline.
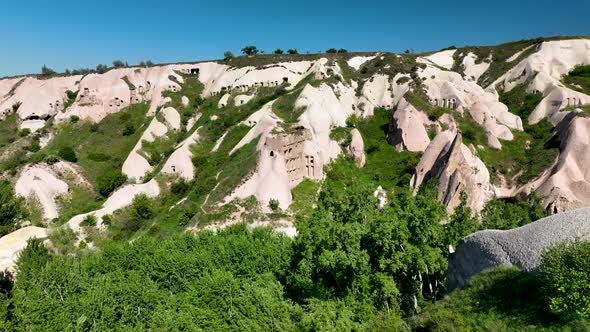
55, 185, 102, 225
41, 103, 150, 189
409, 266, 566, 330
289, 179, 320, 217
356, 107, 421, 190
0, 113, 19, 150
562, 64, 590, 96
477, 84, 558, 184
404, 91, 453, 121
272, 89, 306, 123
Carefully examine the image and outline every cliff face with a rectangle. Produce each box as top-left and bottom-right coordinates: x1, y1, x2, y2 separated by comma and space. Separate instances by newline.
2, 38, 590, 267
411, 131, 494, 214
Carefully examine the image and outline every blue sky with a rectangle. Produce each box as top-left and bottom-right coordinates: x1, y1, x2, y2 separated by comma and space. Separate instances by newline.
1, 0, 589, 77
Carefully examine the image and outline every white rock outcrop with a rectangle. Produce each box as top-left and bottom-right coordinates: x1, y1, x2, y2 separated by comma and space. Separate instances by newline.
0, 226, 48, 273
387, 98, 431, 152
348, 128, 366, 167
411, 131, 494, 214
15, 165, 69, 220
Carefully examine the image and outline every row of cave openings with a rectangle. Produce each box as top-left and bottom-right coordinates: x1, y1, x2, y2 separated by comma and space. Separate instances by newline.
431, 98, 459, 109
209, 77, 290, 97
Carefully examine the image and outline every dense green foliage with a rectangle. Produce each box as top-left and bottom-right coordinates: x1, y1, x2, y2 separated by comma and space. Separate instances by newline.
541, 241, 590, 321
478, 84, 558, 184
411, 240, 590, 330
480, 194, 547, 230
0, 181, 26, 236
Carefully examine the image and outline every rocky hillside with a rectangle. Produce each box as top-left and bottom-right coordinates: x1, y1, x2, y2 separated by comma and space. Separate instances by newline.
0, 36, 589, 271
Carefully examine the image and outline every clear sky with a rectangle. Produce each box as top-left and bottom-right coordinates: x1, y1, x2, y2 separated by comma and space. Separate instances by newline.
1, 0, 589, 77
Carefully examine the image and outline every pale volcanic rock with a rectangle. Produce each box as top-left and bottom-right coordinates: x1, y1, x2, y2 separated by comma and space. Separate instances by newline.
387, 98, 431, 152
0, 75, 81, 126
122, 107, 180, 181
491, 40, 590, 125
461, 52, 490, 81
419, 64, 523, 149
348, 128, 366, 167
418, 49, 457, 70
411, 131, 494, 214
523, 113, 590, 213
15, 165, 69, 220
347, 56, 376, 70
161, 128, 200, 180
234, 94, 254, 106
227, 147, 293, 210
56, 66, 183, 122
0, 226, 48, 273
218, 94, 230, 108
181, 95, 190, 107
67, 179, 160, 232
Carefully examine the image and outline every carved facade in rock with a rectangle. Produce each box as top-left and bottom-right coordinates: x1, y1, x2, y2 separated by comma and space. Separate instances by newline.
263, 127, 316, 186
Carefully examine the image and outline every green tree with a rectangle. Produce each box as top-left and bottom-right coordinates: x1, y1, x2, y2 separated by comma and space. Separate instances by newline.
541, 241, 590, 320
223, 51, 234, 60
241, 46, 259, 55
274, 48, 284, 54
0, 181, 26, 236
130, 194, 153, 220
96, 64, 108, 73
480, 193, 546, 230
96, 169, 127, 197
287, 49, 298, 55
58, 146, 77, 162
112, 60, 126, 68
337, 48, 348, 53
326, 48, 337, 53
444, 192, 478, 248
41, 65, 56, 76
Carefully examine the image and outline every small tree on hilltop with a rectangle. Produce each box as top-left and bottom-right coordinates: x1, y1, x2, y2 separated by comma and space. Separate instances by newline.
274, 49, 284, 54
223, 51, 234, 60
326, 48, 337, 54
241, 46, 259, 56
337, 48, 348, 53
41, 65, 56, 76
287, 49, 298, 55
112, 60, 125, 68
96, 64, 108, 74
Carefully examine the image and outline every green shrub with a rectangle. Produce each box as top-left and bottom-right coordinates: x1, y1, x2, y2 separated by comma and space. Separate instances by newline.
130, 194, 153, 220
18, 129, 30, 137
25, 141, 40, 152
47, 226, 77, 255
170, 179, 189, 195
70, 115, 80, 123
326, 48, 337, 53
274, 49, 284, 54
122, 123, 135, 136
0, 181, 26, 236
96, 170, 127, 197
223, 51, 234, 60
43, 155, 60, 165
80, 214, 97, 227
58, 146, 77, 162
268, 199, 280, 212
542, 241, 590, 320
